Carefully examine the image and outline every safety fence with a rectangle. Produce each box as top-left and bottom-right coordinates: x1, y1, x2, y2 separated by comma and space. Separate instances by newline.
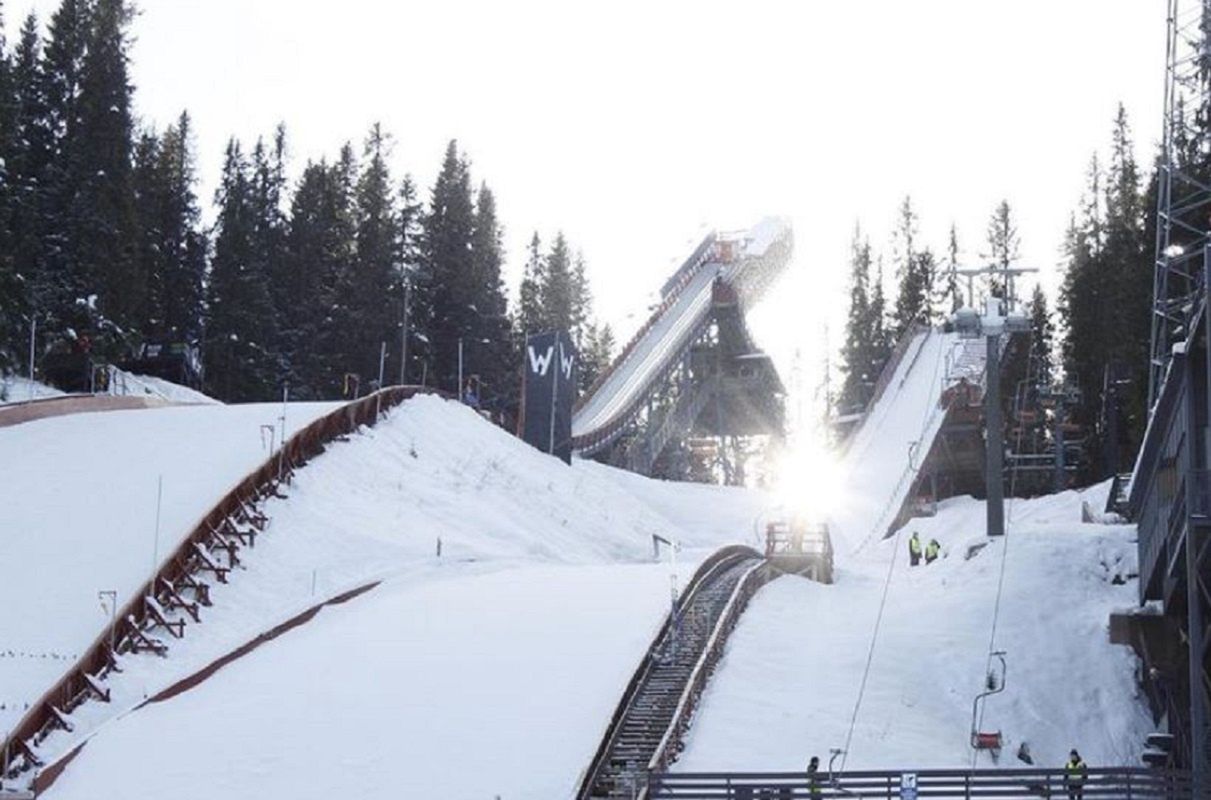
0, 386, 442, 788
648, 768, 1195, 798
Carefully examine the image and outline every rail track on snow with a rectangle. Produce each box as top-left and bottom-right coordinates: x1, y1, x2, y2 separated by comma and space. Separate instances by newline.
578, 544, 775, 799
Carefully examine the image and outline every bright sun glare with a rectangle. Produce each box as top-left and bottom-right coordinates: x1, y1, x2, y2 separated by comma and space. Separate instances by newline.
771, 438, 846, 521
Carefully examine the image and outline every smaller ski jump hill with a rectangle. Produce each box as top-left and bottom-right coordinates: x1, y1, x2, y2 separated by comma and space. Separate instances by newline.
830, 327, 987, 552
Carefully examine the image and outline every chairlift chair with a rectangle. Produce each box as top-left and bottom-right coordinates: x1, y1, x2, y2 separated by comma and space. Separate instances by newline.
970, 650, 1008, 757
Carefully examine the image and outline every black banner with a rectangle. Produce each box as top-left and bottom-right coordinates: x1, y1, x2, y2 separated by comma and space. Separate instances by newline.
520, 330, 577, 463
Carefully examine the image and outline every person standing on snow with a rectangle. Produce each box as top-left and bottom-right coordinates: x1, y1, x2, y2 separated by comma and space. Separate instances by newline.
925, 538, 940, 564
908, 532, 922, 566
805, 756, 821, 799
1064, 749, 1088, 799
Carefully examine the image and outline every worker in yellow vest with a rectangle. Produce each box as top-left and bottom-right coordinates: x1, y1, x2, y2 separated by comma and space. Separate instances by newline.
908, 532, 922, 566
1064, 749, 1087, 799
925, 538, 941, 564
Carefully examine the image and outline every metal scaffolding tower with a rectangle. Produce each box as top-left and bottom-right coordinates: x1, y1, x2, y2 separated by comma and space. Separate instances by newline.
1151, 0, 1211, 410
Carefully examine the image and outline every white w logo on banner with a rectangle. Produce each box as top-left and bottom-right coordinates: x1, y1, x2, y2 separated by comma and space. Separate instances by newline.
527, 345, 555, 376
559, 343, 576, 380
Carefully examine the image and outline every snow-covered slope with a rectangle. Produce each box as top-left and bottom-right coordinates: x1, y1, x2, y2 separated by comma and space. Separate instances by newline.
107, 370, 219, 405
14, 396, 769, 798
675, 484, 1152, 773
0, 375, 64, 404
0, 401, 341, 735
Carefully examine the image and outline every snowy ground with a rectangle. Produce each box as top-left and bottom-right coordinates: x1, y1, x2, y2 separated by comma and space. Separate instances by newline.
9, 396, 769, 798
675, 484, 1153, 774
0, 401, 341, 735
0, 375, 64, 404
106, 370, 219, 405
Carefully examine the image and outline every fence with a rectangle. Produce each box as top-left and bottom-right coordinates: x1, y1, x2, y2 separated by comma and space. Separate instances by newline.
649, 768, 1194, 799
0, 386, 442, 786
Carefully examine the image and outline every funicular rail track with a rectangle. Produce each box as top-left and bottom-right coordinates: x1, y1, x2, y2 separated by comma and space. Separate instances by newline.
649, 768, 1195, 799
578, 545, 773, 799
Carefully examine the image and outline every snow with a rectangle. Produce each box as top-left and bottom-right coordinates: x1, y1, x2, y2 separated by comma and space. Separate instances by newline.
4, 333, 1155, 796
106, 370, 220, 405
40, 564, 681, 800
0, 375, 65, 405
675, 485, 1153, 773
11, 395, 768, 797
0, 401, 341, 737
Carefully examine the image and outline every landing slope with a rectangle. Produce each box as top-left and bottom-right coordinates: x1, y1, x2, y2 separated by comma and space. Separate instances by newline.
0, 401, 339, 735
675, 485, 1152, 772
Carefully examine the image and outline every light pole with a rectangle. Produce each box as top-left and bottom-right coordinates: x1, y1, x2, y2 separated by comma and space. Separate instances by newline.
399, 282, 411, 385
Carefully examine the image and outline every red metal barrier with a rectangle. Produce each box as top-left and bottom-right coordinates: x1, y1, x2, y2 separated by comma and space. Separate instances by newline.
0, 386, 444, 786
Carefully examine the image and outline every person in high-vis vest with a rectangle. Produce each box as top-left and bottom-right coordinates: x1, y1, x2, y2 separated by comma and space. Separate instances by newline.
908, 532, 922, 566
925, 538, 941, 564
805, 756, 821, 800
1064, 749, 1087, 799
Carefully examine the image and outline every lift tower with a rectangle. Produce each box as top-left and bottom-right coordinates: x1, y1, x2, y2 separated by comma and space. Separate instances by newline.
952, 266, 1034, 538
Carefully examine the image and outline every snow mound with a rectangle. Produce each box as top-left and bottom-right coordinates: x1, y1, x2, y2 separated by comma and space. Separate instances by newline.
0, 374, 65, 404
0, 400, 342, 736
675, 483, 1152, 773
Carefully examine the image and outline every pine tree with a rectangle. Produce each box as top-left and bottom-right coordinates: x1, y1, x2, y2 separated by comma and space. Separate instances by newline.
891, 196, 929, 335
1027, 283, 1055, 388
838, 225, 873, 412
421, 139, 477, 392
983, 200, 1021, 300
0, 2, 23, 374
8, 13, 50, 337
940, 223, 962, 312
71, 0, 138, 335
204, 139, 279, 401
579, 320, 616, 393
468, 180, 513, 403
398, 172, 424, 383
131, 112, 205, 343
279, 154, 356, 397
36, 0, 91, 347
541, 232, 574, 331
347, 123, 401, 386
569, 250, 591, 345
516, 231, 545, 336
870, 257, 890, 365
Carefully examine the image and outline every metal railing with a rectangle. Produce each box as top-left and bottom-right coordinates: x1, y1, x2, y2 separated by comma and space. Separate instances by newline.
649, 768, 1194, 798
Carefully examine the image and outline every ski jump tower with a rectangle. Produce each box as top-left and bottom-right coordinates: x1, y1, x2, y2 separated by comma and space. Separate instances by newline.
571, 219, 792, 482
1128, 0, 1211, 783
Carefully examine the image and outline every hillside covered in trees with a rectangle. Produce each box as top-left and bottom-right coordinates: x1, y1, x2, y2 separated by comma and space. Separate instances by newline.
0, 0, 613, 408
835, 104, 1157, 486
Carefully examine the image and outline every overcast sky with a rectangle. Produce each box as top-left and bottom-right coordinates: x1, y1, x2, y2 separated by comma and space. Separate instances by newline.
14, 0, 1167, 414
